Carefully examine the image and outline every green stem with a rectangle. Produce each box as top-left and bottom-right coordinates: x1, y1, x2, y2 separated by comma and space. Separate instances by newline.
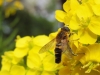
0, 7, 3, 50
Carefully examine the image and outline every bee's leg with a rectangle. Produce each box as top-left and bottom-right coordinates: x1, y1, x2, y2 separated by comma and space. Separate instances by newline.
68, 46, 77, 56
66, 43, 77, 56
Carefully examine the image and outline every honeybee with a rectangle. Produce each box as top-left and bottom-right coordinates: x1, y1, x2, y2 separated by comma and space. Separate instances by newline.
39, 26, 76, 63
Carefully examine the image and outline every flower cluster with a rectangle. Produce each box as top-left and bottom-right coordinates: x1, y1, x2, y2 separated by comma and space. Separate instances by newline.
0, 35, 62, 75
0, 0, 24, 17
55, 0, 100, 44
55, 0, 100, 75
1, 0, 100, 75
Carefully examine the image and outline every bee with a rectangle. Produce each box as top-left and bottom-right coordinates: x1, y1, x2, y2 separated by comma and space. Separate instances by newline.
39, 26, 77, 63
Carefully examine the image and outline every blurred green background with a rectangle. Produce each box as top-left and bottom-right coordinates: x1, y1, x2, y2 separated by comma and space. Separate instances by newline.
0, 0, 66, 69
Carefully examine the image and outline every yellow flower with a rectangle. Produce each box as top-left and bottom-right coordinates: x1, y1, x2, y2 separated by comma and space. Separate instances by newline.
77, 43, 100, 73
88, 0, 100, 16
78, 28, 97, 44
1, 51, 21, 69
4, 0, 24, 17
27, 35, 62, 75
0, 34, 63, 75
0, 65, 26, 75
0, 0, 3, 6
58, 37, 100, 75
55, 0, 100, 44
88, 16, 100, 35
80, 43, 100, 64
27, 49, 60, 75
71, 65, 100, 75
14, 36, 33, 58
14, 1, 24, 10
5, 7, 16, 18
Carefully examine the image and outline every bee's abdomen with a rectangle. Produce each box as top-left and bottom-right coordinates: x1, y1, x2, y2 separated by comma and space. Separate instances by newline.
55, 48, 62, 63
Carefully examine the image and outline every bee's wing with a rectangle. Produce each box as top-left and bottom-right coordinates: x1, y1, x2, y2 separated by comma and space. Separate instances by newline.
39, 38, 56, 53
62, 40, 77, 59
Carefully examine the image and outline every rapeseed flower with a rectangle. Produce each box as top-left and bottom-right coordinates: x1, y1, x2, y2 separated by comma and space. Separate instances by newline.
0, 0, 3, 6
55, 0, 100, 75
55, 0, 100, 44
1, 0, 100, 75
0, 0, 24, 17
0, 35, 62, 75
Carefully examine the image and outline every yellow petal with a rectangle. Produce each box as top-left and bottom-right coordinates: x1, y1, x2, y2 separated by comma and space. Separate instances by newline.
63, 0, 70, 12
88, 16, 100, 35
30, 46, 47, 60
70, 0, 80, 11
10, 65, 25, 75
91, 4, 100, 16
33, 35, 50, 47
26, 69, 41, 75
69, 15, 81, 30
76, 4, 93, 20
69, 33, 80, 48
1, 51, 20, 71
64, 12, 73, 25
78, 28, 97, 44
0, 70, 10, 75
14, 48, 29, 58
80, 43, 100, 64
16, 36, 32, 48
27, 52, 42, 70
55, 10, 66, 22
94, 0, 100, 4
43, 52, 59, 71
1, 56, 12, 71
14, 1, 24, 10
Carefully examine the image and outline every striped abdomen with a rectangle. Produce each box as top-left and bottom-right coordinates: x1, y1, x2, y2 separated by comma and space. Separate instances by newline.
55, 47, 62, 63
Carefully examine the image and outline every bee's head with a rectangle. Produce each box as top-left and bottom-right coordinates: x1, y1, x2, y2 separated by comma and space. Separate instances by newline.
61, 26, 70, 32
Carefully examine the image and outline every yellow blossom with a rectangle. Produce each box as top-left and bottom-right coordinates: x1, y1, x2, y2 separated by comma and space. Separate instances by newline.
78, 28, 97, 44
27, 35, 61, 73
0, 0, 3, 6
71, 65, 100, 75
80, 43, 100, 64
4, 0, 24, 17
14, 36, 33, 58
5, 7, 16, 18
14, 1, 24, 10
1, 51, 22, 71
0, 65, 26, 75
27, 50, 42, 70
33, 35, 50, 47
55, 0, 100, 44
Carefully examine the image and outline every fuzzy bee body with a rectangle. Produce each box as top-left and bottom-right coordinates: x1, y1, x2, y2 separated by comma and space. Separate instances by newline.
39, 26, 76, 63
